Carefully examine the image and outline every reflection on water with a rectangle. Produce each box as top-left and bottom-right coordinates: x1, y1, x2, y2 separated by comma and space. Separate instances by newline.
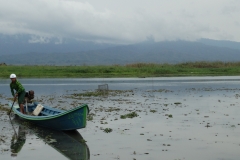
10, 117, 90, 160
10, 125, 26, 157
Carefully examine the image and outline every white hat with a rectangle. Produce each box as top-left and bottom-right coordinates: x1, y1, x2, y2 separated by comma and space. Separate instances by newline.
10, 73, 17, 79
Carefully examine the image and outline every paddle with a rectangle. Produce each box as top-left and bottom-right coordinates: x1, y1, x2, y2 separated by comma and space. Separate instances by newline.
8, 98, 16, 116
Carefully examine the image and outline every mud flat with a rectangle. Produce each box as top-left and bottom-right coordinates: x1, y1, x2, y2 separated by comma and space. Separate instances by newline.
0, 77, 240, 160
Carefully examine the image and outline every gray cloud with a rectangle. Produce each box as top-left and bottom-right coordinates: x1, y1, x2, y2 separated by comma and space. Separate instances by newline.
0, 0, 240, 44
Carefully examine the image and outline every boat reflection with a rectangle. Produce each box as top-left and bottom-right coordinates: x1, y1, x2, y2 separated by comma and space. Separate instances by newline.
10, 117, 90, 160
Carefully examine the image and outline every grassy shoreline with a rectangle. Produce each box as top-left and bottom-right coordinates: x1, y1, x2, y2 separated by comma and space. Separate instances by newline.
1, 61, 240, 78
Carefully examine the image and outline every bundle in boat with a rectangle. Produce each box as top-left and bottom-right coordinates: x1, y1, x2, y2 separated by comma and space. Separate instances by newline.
32, 104, 44, 116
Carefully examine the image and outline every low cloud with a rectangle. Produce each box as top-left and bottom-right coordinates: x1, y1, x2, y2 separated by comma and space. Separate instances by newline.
0, 0, 240, 44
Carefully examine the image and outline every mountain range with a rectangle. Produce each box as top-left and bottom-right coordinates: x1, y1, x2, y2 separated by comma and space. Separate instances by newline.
0, 34, 240, 65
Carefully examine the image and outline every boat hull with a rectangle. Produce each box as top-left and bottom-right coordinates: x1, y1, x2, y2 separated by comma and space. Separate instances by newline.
11, 102, 89, 131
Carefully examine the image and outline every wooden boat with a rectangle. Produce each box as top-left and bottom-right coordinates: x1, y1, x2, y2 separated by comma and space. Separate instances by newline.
9, 102, 89, 131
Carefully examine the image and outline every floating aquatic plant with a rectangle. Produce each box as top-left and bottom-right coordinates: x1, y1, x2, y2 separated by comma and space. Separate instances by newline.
150, 109, 157, 113
120, 112, 138, 119
174, 102, 182, 105
103, 128, 113, 133
0, 104, 10, 112
87, 115, 93, 121
79, 139, 87, 143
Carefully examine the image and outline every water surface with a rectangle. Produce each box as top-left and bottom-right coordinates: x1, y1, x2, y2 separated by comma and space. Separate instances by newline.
1, 77, 240, 160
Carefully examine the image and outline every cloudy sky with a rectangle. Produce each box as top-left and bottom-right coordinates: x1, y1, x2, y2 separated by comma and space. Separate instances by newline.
0, 0, 240, 44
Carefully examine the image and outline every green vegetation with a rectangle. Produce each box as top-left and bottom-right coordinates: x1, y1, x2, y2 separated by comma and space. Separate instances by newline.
0, 104, 9, 112
174, 102, 182, 105
103, 128, 113, 133
72, 91, 106, 97
120, 112, 138, 119
87, 114, 94, 121
150, 109, 157, 113
1, 61, 240, 78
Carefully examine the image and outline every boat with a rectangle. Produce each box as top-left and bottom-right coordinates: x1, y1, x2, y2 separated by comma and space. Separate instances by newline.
9, 102, 89, 131
10, 117, 90, 160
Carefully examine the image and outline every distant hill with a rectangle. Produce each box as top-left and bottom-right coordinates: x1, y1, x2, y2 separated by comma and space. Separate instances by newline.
198, 38, 240, 50
1, 40, 240, 65
0, 34, 116, 55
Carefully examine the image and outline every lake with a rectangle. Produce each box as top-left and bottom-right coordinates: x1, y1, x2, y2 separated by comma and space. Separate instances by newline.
1, 77, 240, 160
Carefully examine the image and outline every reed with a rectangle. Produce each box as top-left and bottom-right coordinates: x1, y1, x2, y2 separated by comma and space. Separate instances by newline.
1, 61, 240, 78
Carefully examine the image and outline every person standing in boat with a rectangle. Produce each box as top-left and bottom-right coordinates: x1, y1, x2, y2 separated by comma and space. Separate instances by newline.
10, 74, 26, 114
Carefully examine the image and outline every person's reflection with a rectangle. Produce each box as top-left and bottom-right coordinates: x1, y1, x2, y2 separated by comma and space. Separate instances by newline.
10, 125, 26, 157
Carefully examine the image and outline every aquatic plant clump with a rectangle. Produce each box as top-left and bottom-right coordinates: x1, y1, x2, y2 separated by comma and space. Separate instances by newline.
73, 91, 106, 97
120, 112, 138, 119
0, 104, 10, 112
174, 102, 182, 105
150, 109, 157, 113
87, 114, 94, 121
70, 90, 134, 98
103, 128, 113, 133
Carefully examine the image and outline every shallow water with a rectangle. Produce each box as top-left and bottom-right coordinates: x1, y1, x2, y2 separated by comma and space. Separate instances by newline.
1, 77, 240, 160
0, 115, 90, 160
